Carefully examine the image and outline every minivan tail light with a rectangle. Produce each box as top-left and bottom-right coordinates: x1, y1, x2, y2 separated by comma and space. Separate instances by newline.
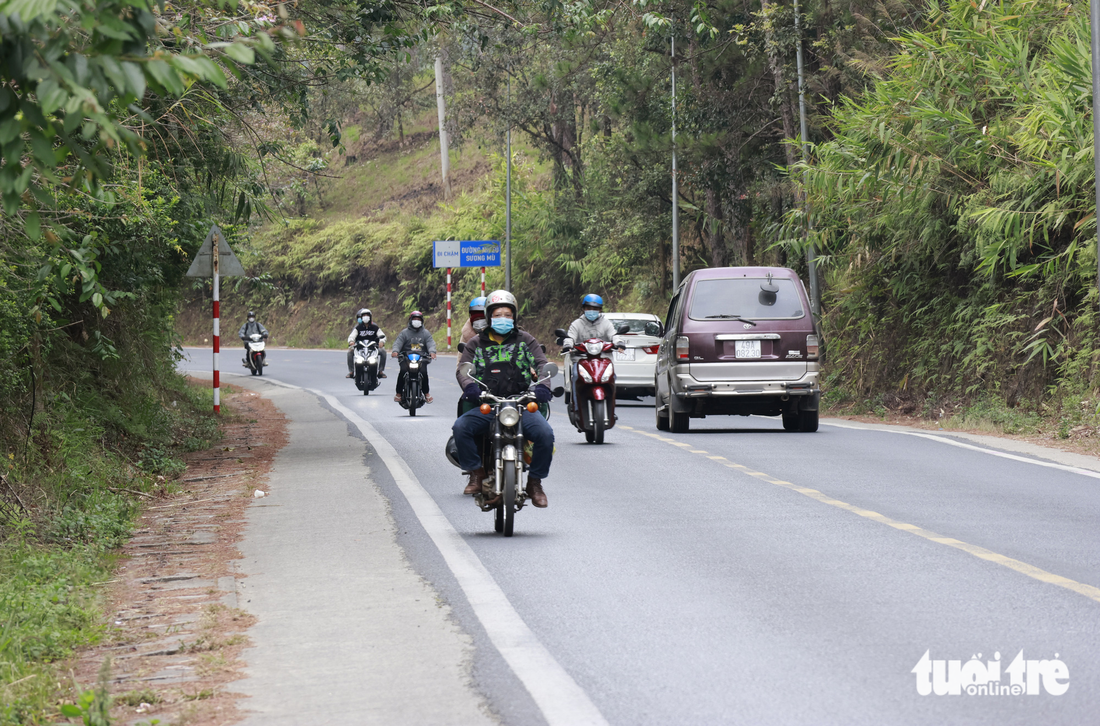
806, 334, 819, 360
676, 336, 690, 361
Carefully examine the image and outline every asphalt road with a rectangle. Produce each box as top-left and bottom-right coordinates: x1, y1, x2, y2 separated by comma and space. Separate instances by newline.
183, 346, 1100, 725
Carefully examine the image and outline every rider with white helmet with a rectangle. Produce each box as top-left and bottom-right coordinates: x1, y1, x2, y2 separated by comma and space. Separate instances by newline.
453, 289, 554, 508
346, 307, 387, 378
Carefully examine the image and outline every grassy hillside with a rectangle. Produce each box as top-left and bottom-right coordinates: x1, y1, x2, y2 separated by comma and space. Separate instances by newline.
176, 110, 668, 351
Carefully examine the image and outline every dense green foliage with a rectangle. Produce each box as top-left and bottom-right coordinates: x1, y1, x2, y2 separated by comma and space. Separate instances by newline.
793, 0, 1100, 403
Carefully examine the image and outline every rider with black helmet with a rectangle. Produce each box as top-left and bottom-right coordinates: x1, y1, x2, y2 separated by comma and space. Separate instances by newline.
391, 311, 437, 403
238, 311, 269, 366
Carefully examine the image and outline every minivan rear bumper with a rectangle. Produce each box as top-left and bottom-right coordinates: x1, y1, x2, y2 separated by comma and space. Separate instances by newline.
670, 362, 820, 415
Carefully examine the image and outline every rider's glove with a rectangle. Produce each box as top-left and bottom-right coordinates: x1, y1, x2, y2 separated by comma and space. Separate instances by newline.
534, 385, 552, 404
464, 383, 482, 401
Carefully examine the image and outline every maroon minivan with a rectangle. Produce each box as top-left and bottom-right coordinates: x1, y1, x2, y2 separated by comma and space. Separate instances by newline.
653, 267, 821, 432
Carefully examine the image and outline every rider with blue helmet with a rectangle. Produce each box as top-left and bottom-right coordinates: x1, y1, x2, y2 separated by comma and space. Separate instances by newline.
564, 293, 617, 405
460, 296, 488, 345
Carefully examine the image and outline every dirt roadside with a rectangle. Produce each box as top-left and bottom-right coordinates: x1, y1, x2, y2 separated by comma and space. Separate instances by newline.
71, 382, 288, 726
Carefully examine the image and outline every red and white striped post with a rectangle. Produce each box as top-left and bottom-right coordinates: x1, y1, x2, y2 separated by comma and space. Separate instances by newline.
446, 266, 452, 350
481, 266, 486, 295
212, 235, 221, 413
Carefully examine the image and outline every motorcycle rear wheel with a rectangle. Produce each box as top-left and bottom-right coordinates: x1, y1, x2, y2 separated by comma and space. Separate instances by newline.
502, 462, 517, 537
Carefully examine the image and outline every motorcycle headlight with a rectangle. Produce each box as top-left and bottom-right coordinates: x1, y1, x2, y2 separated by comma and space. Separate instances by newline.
498, 406, 520, 427
578, 366, 594, 383
584, 341, 604, 356
600, 364, 613, 382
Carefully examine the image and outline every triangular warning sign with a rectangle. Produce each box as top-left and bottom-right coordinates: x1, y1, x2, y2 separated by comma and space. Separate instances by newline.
185, 224, 245, 277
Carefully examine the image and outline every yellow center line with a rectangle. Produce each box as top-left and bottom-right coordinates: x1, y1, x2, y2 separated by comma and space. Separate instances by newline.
688, 450, 708, 454
621, 426, 1100, 605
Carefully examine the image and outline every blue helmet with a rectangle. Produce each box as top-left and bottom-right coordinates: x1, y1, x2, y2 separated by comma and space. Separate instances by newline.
469, 296, 487, 313
582, 293, 604, 308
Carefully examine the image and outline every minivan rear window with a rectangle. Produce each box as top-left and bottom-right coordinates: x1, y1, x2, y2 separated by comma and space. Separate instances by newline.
688, 278, 805, 321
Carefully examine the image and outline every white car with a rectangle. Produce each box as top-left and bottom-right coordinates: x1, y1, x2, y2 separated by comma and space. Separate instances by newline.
604, 312, 663, 399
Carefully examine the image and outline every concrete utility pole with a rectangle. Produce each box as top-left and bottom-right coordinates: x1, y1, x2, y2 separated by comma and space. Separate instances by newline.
1091, 0, 1100, 309
435, 57, 452, 200
505, 76, 512, 292
671, 27, 680, 290
794, 0, 820, 317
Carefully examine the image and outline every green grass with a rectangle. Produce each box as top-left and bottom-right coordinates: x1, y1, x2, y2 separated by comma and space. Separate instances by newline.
0, 373, 220, 725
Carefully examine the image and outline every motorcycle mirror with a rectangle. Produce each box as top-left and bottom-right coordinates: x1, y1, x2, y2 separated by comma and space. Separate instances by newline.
552, 386, 565, 398
457, 342, 466, 353
554, 328, 568, 338
541, 363, 558, 378
458, 362, 475, 377
541, 344, 547, 353
616, 324, 630, 335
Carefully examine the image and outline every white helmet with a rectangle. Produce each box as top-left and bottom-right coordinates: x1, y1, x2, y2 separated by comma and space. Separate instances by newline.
485, 289, 517, 319
357, 308, 371, 318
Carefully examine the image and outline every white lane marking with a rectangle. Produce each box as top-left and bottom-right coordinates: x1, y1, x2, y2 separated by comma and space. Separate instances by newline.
823, 420, 1100, 481
193, 371, 609, 726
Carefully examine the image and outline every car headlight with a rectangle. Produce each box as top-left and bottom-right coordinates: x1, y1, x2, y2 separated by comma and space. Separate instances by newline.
498, 406, 520, 427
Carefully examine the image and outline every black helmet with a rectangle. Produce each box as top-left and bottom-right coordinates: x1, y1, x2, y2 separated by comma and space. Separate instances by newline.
247, 310, 256, 318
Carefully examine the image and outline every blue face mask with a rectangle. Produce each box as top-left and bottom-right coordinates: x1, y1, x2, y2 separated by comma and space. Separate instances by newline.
584, 310, 600, 322
356, 317, 363, 324
491, 317, 515, 334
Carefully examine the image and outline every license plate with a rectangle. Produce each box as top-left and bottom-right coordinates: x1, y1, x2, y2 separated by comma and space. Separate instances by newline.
735, 340, 761, 358
613, 348, 635, 361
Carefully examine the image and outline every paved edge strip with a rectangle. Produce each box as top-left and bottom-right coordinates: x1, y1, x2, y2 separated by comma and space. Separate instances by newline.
206, 372, 610, 726
821, 420, 1100, 480
619, 425, 1100, 606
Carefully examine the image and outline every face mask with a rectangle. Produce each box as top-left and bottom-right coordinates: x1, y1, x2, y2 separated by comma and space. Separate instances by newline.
584, 310, 600, 322
491, 318, 514, 335
248, 317, 255, 323
356, 317, 363, 324
411, 320, 422, 329
363, 316, 370, 324
472, 318, 488, 332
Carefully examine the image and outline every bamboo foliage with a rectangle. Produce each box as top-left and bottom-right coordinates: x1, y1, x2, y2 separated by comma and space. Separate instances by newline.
788, 0, 1099, 398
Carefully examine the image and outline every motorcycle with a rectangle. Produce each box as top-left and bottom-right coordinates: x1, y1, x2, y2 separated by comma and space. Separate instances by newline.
397, 346, 428, 416
243, 333, 267, 376
555, 326, 628, 444
352, 340, 382, 395
448, 362, 561, 537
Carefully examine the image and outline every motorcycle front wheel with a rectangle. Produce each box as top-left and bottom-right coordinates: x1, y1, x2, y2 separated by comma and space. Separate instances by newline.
256, 355, 264, 376
502, 461, 517, 537
592, 400, 606, 444
408, 379, 419, 416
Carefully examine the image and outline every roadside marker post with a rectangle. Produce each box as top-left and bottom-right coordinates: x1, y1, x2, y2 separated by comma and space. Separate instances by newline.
446, 267, 453, 350
432, 241, 501, 349
186, 224, 245, 413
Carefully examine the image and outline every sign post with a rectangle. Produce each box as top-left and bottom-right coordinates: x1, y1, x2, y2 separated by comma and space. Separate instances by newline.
186, 225, 245, 413
433, 241, 501, 350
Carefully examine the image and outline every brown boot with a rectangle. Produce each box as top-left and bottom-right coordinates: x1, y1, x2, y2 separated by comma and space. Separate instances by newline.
526, 478, 548, 508
464, 467, 487, 496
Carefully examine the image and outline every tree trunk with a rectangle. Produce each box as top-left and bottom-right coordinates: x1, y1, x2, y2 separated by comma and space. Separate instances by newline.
705, 187, 726, 267
761, 0, 799, 170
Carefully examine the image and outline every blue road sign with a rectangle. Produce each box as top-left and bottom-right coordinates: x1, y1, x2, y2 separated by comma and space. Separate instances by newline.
433, 240, 501, 268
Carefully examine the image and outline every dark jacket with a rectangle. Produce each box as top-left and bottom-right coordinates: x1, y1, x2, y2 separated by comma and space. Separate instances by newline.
456, 328, 549, 396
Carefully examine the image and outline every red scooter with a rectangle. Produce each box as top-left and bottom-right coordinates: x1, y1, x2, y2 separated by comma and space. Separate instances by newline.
555, 327, 627, 444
